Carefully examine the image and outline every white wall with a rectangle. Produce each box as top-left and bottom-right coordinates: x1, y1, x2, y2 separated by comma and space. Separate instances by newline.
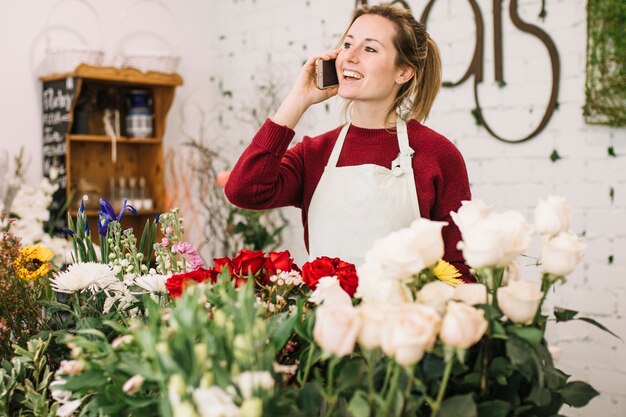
1, 0, 624, 415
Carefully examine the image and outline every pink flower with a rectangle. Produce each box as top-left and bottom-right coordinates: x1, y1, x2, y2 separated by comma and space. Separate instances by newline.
161, 237, 170, 248
173, 242, 205, 270
165, 227, 173, 234
217, 170, 231, 187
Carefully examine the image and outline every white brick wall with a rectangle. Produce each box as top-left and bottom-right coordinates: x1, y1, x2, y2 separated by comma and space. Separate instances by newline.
206, 1, 626, 415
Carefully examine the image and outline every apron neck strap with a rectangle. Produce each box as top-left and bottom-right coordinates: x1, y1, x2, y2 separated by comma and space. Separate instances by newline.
327, 118, 413, 168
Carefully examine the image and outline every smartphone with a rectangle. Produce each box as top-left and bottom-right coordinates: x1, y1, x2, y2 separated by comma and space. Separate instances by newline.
315, 58, 339, 89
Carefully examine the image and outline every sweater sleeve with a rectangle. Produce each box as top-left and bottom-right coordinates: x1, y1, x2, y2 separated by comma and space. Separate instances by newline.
432, 142, 474, 283
225, 118, 306, 209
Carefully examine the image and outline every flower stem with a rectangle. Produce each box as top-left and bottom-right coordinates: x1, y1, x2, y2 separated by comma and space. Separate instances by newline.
381, 358, 394, 394
298, 344, 316, 385
384, 363, 401, 415
324, 358, 338, 417
430, 356, 454, 417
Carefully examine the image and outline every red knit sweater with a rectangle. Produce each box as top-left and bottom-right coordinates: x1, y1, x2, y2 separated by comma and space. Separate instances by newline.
225, 118, 474, 281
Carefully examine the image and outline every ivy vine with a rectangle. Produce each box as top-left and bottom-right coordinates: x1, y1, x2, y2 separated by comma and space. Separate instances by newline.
583, 0, 626, 126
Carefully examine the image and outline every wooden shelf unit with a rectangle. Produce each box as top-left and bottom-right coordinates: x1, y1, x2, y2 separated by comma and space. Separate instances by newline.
41, 64, 183, 242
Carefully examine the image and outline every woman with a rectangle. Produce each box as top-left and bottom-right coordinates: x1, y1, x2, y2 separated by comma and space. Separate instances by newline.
225, 3, 473, 281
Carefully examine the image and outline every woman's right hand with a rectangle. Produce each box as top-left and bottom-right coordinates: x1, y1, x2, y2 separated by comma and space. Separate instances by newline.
272, 50, 341, 129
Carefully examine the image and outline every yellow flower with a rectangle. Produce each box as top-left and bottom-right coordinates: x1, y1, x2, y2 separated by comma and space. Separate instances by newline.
14, 245, 54, 281
433, 259, 464, 287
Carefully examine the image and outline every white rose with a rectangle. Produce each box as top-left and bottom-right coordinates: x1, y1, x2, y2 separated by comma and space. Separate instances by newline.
122, 374, 145, 395
540, 232, 585, 276
233, 371, 274, 399
381, 304, 441, 366
503, 262, 520, 286
450, 199, 493, 233
458, 211, 532, 268
416, 281, 455, 316
357, 303, 390, 349
364, 228, 426, 282
193, 386, 240, 417
356, 263, 413, 304
496, 281, 543, 325
534, 196, 571, 237
439, 301, 488, 350
308, 276, 352, 306
313, 303, 361, 357
453, 283, 488, 305
456, 223, 504, 268
407, 218, 448, 267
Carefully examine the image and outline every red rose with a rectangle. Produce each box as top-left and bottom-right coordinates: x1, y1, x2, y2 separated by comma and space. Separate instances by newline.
232, 250, 266, 278
213, 257, 234, 274
165, 268, 216, 298
334, 261, 359, 296
266, 250, 297, 276
165, 274, 185, 297
301, 256, 337, 290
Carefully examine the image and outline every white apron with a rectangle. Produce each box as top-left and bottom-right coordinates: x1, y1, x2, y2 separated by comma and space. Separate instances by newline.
307, 117, 421, 267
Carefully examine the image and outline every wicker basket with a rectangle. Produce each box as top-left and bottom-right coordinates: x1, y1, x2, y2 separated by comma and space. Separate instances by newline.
45, 47, 104, 75
41, 0, 103, 75
122, 51, 180, 74
117, 0, 181, 74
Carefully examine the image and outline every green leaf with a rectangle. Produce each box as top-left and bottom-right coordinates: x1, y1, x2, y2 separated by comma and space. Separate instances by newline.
477, 400, 511, 417
550, 149, 561, 162
488, 357, 512, 383
608, 146, 616, 157
577, 317, 622, 340
553, 307, 578, 321
337, 359, 367, 392
507, 326, 543, 346
528, 384, 552, 406
62, 370, 107, 390
505, 337, 531, 366
557, 381, 600, 407
439, 393, 477, 417
348, 390, 370, 417
267, 312, 297, 351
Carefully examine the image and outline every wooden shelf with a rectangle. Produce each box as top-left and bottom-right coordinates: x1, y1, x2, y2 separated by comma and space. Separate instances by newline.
68, 134, 161, 144
40, 64, 183, 87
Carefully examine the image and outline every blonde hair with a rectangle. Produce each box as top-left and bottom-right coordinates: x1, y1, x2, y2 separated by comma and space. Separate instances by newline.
340, 3, 442, 123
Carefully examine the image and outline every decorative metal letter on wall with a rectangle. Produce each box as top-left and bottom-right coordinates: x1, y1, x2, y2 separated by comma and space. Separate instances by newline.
420, 0, 560, 143
355, 0, 561, 143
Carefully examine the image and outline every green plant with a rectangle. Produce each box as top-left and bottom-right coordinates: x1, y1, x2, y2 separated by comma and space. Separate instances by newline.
0, 338, 58, 417
584, 0, 626, 126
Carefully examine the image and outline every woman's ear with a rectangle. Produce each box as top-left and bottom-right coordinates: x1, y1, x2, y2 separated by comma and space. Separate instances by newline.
396, 66, 415, 85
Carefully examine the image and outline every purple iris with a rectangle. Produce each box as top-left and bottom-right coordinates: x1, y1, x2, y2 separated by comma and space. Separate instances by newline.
97, 198, 138, 236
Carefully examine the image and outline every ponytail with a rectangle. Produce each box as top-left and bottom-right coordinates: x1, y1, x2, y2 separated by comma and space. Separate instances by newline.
410, 37, 441, 122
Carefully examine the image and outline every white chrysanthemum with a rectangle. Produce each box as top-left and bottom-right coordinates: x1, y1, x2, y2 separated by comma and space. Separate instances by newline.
50, 262, 117, 294
135, 273, 169, 295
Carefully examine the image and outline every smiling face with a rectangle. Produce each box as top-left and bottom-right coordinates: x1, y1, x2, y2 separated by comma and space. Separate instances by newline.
336, 14, 411, 108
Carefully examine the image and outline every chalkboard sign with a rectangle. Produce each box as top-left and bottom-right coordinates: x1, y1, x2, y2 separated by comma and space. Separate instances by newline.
42, 77, 75, 234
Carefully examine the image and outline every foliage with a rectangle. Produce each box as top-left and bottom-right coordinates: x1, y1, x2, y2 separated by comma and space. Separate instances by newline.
227, 207, 289, 253
0, 223, 55, 360
584, 0, 626, 126
0, 337, 58, 417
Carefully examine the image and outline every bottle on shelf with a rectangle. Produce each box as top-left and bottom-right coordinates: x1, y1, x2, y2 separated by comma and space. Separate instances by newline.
139, 176, 153, 210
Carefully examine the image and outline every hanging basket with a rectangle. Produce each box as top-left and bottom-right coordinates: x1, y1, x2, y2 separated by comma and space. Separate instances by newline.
40, 0, 104, 75
117, 0, 181, 74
